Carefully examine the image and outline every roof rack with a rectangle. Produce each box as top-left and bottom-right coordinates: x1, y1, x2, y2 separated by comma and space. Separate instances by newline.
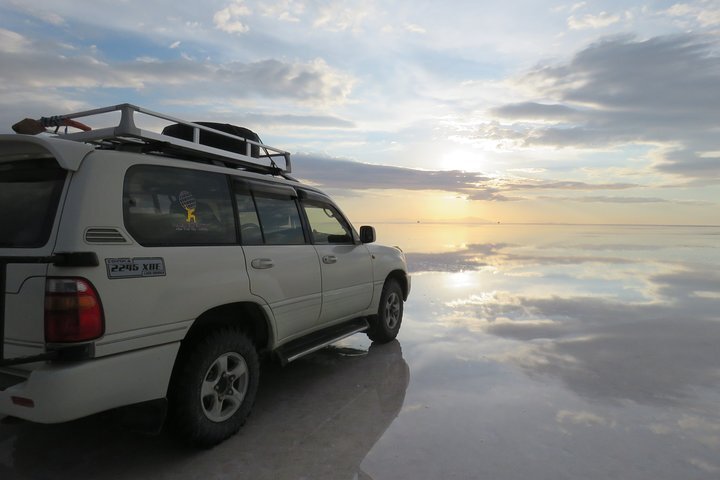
39, 103, 292, 175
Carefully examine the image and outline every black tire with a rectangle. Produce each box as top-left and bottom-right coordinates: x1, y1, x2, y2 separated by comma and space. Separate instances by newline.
367, 279, 404, 343
167, 327, 259, 447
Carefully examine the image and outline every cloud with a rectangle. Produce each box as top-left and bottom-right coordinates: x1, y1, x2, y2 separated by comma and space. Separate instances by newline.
556, 410, 611, 426
687, 458, 720, 474
217, 58, 354, 102
295, 153, 493, 193
480, 34, 720, 182
530, 35, 720, 117
0, 30, 355, 123
491, 102, 584, 121
654, 149, 720, 179
4, 2, 65, 26
213, 0, 253, 33
0, 28, 30, 53
537, 195, 713, 205
664, 2, 720, 27
313, 2, 373, 32
568, 11, 622, 30
0, 55, 353, 101
507, 180, 636, 191
258, 0, 305, 22
404, 23, 426, 34
243, 113, 355, 129
294, 154, 640, 202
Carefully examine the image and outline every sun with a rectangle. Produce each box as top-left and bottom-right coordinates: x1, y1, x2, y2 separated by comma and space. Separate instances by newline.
439, 149, 482, 171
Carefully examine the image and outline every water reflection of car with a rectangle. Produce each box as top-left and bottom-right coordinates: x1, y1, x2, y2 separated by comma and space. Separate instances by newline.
251, 339, 410, 479
0, 340, 409, 480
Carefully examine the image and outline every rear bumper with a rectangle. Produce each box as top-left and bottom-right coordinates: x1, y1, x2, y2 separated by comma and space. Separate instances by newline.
0, 342, 179, 423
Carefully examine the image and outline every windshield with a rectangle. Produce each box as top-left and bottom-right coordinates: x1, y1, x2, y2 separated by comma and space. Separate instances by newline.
0, 157, 67, 248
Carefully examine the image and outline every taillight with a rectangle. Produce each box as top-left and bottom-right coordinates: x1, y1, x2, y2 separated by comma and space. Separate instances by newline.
45, 278, 104, 343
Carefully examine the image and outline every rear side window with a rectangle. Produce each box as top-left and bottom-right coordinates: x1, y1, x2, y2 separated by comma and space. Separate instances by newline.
123, 165, 236, 246
234, 187, 263, 245
253, 194, 305, 245
0, 158, 66, 248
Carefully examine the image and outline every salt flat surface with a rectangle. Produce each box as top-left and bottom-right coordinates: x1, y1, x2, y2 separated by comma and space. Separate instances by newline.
2, 224, 719, 479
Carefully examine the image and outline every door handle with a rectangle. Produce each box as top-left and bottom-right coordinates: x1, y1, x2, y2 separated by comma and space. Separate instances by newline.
251, 258, 274, 269
322, 255, 338, 264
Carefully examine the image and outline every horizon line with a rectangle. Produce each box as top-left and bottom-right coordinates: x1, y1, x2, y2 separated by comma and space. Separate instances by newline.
359, 221, 720, 228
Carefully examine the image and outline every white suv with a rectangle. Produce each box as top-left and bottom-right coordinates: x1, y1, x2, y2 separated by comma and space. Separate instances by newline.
0, 104, 410, 446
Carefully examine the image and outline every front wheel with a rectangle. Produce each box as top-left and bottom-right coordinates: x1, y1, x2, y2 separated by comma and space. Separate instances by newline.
367, 279, 404, 343
168, 327, 259, 447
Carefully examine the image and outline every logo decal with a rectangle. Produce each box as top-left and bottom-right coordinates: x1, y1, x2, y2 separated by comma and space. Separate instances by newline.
178, 190, 197, 223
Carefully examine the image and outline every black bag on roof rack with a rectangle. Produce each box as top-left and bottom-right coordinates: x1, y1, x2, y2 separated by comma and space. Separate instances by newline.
162, 122, 261, 158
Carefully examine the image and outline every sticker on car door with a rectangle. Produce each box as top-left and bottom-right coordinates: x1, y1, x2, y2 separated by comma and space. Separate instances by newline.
105, 257, 166, 279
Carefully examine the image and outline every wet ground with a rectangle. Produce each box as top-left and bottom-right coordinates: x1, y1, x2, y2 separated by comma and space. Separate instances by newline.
1, 224, 719, 479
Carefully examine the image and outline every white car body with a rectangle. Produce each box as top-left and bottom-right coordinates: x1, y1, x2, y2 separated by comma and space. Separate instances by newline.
0, 107, 409, 443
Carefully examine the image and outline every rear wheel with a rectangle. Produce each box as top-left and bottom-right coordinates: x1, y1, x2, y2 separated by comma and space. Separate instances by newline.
367, 279, 404, 343
168, 327, 259, 447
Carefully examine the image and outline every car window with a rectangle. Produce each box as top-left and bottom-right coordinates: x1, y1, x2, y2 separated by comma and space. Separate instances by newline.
0, 158, 66, 248
123, 165, 236, 246
303, 201, 353, 244
234, 188, 263, 245
253, 193, 306, 245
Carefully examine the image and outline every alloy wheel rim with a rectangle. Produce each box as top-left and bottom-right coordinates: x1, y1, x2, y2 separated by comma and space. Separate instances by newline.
200, 352, 249, 422
385, 292, 401, 330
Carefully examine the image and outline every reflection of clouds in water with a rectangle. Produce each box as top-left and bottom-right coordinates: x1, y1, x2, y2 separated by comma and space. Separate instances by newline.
401, 226, 720, 478
647, 415, 720, 472
405, 243, 510, 272
652, 269, 720, 305
513, 318, 720, 406
548, 243, 666, 252
406, 241, 644, 273
442, 266, 720, 407
427, 250, 720, 474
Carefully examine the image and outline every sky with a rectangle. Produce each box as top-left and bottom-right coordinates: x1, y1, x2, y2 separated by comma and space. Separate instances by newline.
0, 0, 718, 225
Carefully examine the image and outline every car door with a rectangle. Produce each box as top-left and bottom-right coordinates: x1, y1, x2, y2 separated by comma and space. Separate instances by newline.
301, 194, 373, 325
234, 181, 322, 342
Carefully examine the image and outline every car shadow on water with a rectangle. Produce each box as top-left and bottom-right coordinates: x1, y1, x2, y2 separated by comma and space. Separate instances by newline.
0, 340, 409, 480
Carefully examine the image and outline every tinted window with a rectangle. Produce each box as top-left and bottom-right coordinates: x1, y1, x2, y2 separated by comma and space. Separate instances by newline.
254, 194, 305, 245
303, 202, 353, 244
0, 158, 66, 248
123, 165, 236, 246
234, 188, 263, 245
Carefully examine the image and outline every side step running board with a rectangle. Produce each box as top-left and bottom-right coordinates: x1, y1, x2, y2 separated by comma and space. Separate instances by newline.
276, 318, 369, 366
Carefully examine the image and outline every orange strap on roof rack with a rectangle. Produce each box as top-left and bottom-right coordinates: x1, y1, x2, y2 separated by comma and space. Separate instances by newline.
12, 117, 92, 135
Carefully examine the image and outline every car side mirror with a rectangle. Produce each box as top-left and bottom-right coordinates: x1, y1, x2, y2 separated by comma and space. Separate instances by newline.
360, 226, 376, 244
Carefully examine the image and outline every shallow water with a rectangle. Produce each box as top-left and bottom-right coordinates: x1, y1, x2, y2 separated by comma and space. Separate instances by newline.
360, 224, 720, 479
1, 224, 719, 479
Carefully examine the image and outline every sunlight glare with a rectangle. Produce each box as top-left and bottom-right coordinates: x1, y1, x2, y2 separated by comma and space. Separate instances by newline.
440, 149, 482, 171
444, 271, 479, 289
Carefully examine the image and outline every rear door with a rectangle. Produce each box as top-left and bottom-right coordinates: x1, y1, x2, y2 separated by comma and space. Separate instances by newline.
1, 155, 68, 361
234, 181, 322, 342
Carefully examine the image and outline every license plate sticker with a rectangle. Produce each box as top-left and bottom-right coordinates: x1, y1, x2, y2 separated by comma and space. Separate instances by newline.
105, 257, 166, 279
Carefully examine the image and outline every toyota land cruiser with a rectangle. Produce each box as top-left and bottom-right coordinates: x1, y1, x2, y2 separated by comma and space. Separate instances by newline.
0, 104, 410, 447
